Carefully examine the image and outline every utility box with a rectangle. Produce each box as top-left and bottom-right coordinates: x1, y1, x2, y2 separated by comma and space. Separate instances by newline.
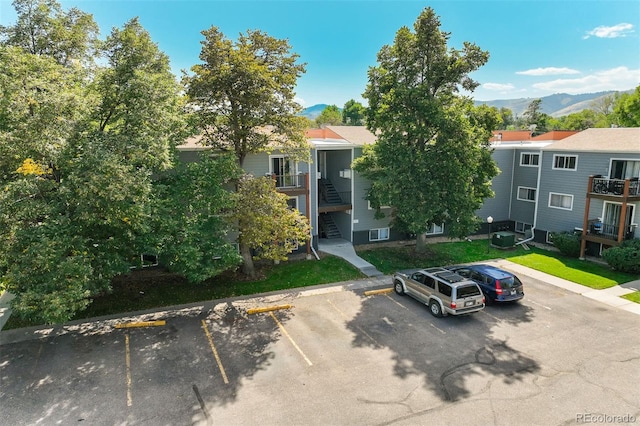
492, 231, 516, 248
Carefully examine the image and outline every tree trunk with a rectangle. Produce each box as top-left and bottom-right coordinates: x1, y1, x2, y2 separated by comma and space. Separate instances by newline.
415, 233, 427, 253
239, 242, 256, 277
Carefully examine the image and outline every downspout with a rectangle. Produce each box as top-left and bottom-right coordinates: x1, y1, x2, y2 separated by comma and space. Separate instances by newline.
515, 148, 540, 246
309, 148, 320, 260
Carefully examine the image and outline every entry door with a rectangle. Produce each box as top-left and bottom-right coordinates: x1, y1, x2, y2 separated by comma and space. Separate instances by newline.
603, 203, 634, 237
271, 156, 295, 187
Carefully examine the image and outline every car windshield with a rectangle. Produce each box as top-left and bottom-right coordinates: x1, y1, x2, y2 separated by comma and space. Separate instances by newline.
457, 285, 481, 298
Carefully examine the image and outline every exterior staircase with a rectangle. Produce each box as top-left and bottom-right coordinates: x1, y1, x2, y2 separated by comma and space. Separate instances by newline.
319, 214, 342, 239
319, 178, 343, 204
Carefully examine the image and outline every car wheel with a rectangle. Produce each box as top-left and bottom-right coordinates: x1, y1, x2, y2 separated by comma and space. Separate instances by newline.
394, 280, 404, 295
429, 300, 442, 317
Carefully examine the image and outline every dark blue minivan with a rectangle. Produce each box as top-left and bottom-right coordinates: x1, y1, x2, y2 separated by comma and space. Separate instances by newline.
446, 264, 524, 303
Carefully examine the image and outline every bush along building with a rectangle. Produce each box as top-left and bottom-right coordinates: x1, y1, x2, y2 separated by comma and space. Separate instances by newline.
178, 126, 640, 257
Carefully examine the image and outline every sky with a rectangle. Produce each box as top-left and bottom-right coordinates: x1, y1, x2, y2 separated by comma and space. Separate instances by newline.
1, 0, 639, 107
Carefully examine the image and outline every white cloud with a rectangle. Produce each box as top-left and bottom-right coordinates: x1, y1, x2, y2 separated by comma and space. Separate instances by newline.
584, 23, 634, 39
294, 96, 306, 107
483, 83, 515, 91
531, 66, 640, 93
517, 67, 581, 76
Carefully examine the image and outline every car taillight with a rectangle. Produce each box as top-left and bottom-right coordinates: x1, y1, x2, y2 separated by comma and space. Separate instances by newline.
495, 279, 503, 295
450, 301, 457, 309
482, 295, 486, 304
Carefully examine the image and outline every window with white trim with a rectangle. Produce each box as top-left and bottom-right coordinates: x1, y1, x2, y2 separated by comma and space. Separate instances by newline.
515, 222, 532, 233
520, 152, 539, 166
369, 228, 390, 241
517, 186, 536, 202
546, 232, 554, 244
549, 192, 573, 210
287, 196, 298, 210
425, 223, 444, 235
552, 154, 578, 170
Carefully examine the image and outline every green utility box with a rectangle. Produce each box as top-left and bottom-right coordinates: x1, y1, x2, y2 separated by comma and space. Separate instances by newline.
492, 231, 516, 248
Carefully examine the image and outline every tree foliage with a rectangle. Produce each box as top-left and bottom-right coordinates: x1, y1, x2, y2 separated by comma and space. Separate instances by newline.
613, 85, 640, 127
184, 26, 311, 277
342, 99, 366, 125
184, 27, 310, 167
0, 2, 188, 323
315, 104, 342, 127
354, 7, 498, 250
150, 154, 242, 283
234, 175, 311, 268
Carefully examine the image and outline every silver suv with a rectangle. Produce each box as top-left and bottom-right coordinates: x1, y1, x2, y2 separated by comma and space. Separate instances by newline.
393, 267, 485, 317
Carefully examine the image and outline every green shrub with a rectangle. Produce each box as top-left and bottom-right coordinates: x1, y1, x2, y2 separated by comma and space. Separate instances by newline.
602, 239, 640, 274
550, 232, 581, 258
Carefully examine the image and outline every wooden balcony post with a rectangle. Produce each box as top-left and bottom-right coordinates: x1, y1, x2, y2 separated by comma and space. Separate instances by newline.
579, 175, 594, 259
305, 172, 311, 256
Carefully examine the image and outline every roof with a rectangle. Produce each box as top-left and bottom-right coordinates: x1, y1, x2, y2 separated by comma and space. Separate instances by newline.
531, 130, 579, 141
490, 130, 532, 142
324, 126, 377, 146
543, 128, 640, 153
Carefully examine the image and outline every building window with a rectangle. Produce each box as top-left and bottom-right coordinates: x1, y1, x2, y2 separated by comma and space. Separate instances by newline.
549, 192, 573, 210
517, 186, 536, 202
552, 155, 578, 170
369, 228, 390, 241
425, 223, 444, 235
270, 155, 297, 187
515, 222, 532, 233
287, 196, 298, 210
520, 152, 539, 166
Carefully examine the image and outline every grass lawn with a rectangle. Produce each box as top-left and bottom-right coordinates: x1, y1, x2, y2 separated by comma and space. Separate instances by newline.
622, 291, 640, 304
4, 239, 639, 330
357, 239, 638, 289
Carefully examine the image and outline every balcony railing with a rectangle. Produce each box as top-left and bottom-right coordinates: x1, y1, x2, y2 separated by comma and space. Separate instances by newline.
270, 173, 307, 189
587, 219, 635, 241
591, 177, 640, 196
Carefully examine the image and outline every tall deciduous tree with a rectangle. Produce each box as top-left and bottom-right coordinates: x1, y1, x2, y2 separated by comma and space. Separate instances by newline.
0, 9, 187, 323
522, 99, 550, 134
354, 7, 499, 251
184, 27, 311, 277
613, 85, 640, 127
342, 99, 366, 125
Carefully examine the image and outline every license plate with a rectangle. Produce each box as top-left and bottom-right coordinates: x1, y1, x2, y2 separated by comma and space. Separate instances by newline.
464, 300, 475, 307
510, 290, 516, 295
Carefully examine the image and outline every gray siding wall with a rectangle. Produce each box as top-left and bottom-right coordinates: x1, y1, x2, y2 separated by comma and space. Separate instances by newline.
510, 148, 542, 226
476, 148, 514, 222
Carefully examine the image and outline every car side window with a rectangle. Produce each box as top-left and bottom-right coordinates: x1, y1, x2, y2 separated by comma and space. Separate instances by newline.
424, 277, 436, 289
411, 272, 426, 284
471, 271, 485, 283
456, 268, 471, 278
438, 283, 452, 297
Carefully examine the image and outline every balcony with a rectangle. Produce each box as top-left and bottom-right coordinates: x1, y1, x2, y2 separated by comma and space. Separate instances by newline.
585, 219, 635, 244
270, 173, 308, 196
589, 176, 640, 199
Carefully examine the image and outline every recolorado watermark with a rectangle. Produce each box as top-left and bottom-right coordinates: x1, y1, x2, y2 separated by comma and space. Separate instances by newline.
576, 413, 637, 424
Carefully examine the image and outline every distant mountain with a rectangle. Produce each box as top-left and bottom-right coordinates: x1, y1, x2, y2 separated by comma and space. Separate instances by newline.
302, 89, 632, 121
300, 104, 330, 120
475, 90, 624, 118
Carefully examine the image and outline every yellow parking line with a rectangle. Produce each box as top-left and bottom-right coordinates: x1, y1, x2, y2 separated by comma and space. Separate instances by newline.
364, 288, 394, 296
201, 320, 229, 384
247, 304, 292, 315
115, 320, 166, 329
269, 311, 313, 366
125, 334, 132, 407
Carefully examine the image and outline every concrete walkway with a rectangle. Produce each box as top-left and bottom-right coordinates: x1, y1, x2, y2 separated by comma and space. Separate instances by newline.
0, 291, 14, 331
317, 238, 384, 277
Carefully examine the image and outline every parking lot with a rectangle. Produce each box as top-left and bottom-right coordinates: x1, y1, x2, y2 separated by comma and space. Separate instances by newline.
1, 267, 640, 425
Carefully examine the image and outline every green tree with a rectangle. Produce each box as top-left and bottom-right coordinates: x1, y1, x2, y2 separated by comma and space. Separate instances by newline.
315, 104, 342, 127
0, 0, 99, 66
151, 154, 242, 283
354, 7, 499, 252
184, 27, 311, 277
234, 175, 311, 265
342, 99, 366, 125
0, 13, 187, 323
498, 107, 514, 129
613, 85, 640, 127
522, 99, 550, 134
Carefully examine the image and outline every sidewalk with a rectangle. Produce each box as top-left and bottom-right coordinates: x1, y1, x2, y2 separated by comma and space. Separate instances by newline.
0, 291, 14, 331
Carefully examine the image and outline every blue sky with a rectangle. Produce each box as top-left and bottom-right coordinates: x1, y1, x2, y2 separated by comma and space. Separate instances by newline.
1, 0, 639, 107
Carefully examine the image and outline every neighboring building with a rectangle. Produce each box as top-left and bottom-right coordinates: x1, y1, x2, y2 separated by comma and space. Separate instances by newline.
177, 126, 640, 257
